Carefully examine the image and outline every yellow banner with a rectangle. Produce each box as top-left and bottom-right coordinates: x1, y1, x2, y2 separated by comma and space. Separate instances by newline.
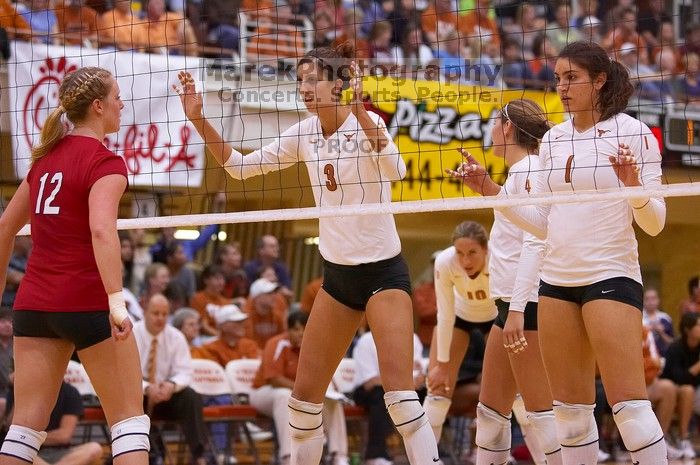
363, 77, 566, 201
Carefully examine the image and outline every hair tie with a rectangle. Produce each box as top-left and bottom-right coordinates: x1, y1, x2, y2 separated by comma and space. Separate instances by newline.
57, 105, 66, 113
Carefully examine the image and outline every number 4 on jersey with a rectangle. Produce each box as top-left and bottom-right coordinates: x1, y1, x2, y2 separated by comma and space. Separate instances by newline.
36, 172, 63, 215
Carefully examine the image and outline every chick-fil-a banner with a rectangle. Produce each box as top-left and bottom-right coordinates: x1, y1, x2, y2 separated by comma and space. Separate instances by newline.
7, 41, 204, 188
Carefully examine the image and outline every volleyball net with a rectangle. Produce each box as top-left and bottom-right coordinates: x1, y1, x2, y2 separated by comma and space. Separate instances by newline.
2, 0, 700, 232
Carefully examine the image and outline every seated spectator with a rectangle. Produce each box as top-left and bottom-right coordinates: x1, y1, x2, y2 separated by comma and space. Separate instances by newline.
312, 10, 333, 48
250, 311, 348, 465
215, 242, 249, 306
54, 0, 97, 45
653, 21, 683, 73
120, 232, 137, 292
352, 330, 424, 465
164, 281, 188, 314
172, 307, 208, 353
421, 0, 458, 47
433, 29, 463, 81
643, 324, 684, 459
393, 22, 433, 68
124, 287, 145, 321
134, 294, 209, 465
502, 2, 544, 62
2, 236, 31, 308
530, 33, 557, 90
680, 22, 700, 58
0, 308, 12, 419
571, 0, 599, 28
680, 276, 700, 314
244, 278, 288, 348
166, 242, 197, 302
0, 0, 30, 37
643, 287, 674, 357
197, 304, 260, 366
601, 6, 649, 64
130, 229, 152, 291
618, 42, 666, 101
151, 224, 219, 265
190, 265, 232, 337
314, 0, 344, 37
578, 15, 602, 44
200, 0, 239, 51
6, 382, 103, 465
97, 0, 145, 49
680, 53, 700, 106
660, 312, 700, 459
139, 262, 170, 308
20, 0, 57, 43
367, 20, 394, 63
638, 0, 670, 51
243, 235, 292, 290
546, 2, 582, 53
299, 276, 322, 314
139, 0, 197, 55
331, 9, 370, 59
457, 0, 500, 57
386, 0, 415, 48
501, 37, 534, 89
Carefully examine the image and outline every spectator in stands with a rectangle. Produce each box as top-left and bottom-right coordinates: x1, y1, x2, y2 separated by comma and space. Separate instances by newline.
139, 0, 198, 55
121, 232, 138, 293
312, 10, 334, 48
618, 42, 666, 101
190, 265, 233, 337
412, 254, 436, 354
244, 278, 288, 349
638, 0, 670, 50
0, 0, 30, 38
680, 23, 700, 58
164, 281, 188, 315
643, 287, 675, 357
546, 2, 582, 53
0, 308, 12, 419
287, 0, 313, 16
54, 0, 98, 45
216, 242, 249, 306
680, 276, 700, 314
248, 12, 304, 60
97, 0, 145, 50
653, 21, 683, 72
314, 0, 344, 37
299, 276, 322, 314
139, 262, 170, 308
353, 330, 424, 465
250, 311, 348, 465
501, 37, 534, 88
386, 0, 416, 48
196, 304, 260, 366
530, 32, 557, 90
367, 20, 394, 63
5, 382, 103, 465
331, 10, 370, 59
643, 324, 685, 459
130, 229, 152, 289
421, 0, 457, 47
502, 2, 544, 61
151, 225, 219, 265
243, 235, 292, 289
393, 21, 433, 67
434, 29, 463, 81
660, 312, 700, 459
457, 0, 500, 57
134, 294, 209, 465
172, 307, 207, 353
602, 6, 649, 64
165, 242, 197, 301
571, 0, 599, 28
578, 14, 602, 44
200, 0, 238, 52
2, 236, 31, 307
20, 0, 57, 43
680, 53, 700, 106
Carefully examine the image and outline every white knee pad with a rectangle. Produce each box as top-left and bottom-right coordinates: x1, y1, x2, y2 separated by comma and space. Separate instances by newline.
612, 400, 664, 452
111, 414, 151, 459
288, 396, 324, 440
475, 402, 512, 452
0, 425, 47, 463
552, 401, 598, 447
384, 390, 428, 437
528, 410, 562, 456
424, 395, 451, 428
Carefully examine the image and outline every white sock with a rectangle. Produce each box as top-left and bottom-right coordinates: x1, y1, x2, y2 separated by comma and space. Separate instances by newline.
385, 390, 439, 465
288, 396, 324, 465
423, 395, 451, 443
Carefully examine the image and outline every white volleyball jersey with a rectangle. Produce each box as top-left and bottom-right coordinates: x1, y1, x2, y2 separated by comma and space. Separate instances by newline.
500, 113, 665, 287
224, 112, 405, 265
489, 155, 544, 311
434, 246, 497, 362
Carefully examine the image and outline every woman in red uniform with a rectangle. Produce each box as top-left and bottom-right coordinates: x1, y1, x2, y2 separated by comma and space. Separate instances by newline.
0, 67, 149, 465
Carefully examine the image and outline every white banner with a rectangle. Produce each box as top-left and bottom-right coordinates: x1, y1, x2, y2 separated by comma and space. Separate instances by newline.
7, 41, 205, 188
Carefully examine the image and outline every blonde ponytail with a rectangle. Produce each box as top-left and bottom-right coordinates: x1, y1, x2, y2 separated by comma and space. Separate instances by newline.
31, 106, 67, 163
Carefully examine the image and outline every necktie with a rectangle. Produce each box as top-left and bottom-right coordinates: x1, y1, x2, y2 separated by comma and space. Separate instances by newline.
147, 337, 158, 384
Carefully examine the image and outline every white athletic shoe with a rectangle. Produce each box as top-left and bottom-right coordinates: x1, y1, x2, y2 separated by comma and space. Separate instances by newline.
597, 449, 612, 462
665, 440, 684, 461
244, 422, 273, 442
364, 458, 393, 465
680, 439, 696, 459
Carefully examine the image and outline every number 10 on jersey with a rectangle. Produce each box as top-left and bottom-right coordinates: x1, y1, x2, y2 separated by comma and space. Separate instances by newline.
36, 172, 63, 215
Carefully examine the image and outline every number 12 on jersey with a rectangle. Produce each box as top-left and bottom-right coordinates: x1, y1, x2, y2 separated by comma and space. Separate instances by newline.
36, 172, 63, 215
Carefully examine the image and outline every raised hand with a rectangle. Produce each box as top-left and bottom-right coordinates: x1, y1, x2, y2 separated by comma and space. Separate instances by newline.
172, 71, 204, 121
349, 60, 364, 114
609, 143, 641, 187
446, 148, 501, 196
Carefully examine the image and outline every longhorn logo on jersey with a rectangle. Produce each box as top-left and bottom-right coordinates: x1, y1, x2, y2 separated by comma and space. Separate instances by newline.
597, 128, 611, 137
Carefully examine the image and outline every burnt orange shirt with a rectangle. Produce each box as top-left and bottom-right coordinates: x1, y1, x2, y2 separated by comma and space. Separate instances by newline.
55, 5, 98, 44
140, 11, 197, 51
243, 293, 288, 348
97, 8, 145, 49
195, 337, 260, 367
458, 11, 500, 47
421, 4, 458, 38
0, 0, 29, 35
299, 277, 323, 313
190, 291, 233, 330
252, 333, 299, 388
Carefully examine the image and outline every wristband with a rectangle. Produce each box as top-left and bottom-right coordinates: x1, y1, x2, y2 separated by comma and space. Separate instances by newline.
108, 291, 129, 326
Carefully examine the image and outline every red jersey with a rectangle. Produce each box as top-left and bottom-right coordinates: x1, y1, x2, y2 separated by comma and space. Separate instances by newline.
14, 135, 128, 312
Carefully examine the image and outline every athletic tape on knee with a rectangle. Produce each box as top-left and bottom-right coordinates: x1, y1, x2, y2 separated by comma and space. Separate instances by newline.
612, 400, 664, 452
552, 401, 598, 447
288, 396, 323, 439
527, 410, 562, 456
475, 402, 512, 452
424, 395, 451, 428
384, 390, 428, 437
111, 414, 151, 458
0, 425, 47, 463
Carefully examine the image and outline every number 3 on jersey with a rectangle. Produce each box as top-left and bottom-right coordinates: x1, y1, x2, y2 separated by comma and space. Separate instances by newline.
324, 163, 338, 192
35, 172, 63, 215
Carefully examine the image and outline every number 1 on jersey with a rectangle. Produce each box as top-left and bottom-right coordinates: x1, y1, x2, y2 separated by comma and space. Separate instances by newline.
36, 172, 63, 215
564, 155, 574, 183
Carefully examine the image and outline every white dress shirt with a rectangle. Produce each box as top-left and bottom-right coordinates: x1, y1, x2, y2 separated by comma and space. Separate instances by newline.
133, 321, 192, 392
